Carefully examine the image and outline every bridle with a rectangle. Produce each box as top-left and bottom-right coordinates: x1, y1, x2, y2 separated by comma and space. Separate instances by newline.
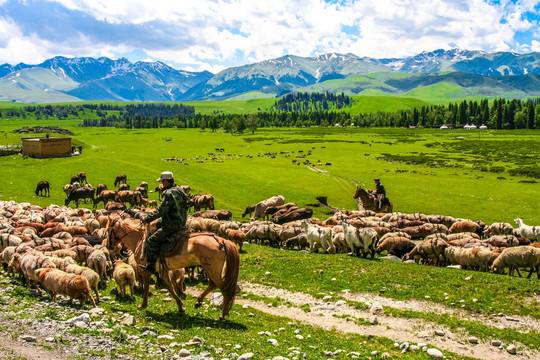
107, 219, 138, 250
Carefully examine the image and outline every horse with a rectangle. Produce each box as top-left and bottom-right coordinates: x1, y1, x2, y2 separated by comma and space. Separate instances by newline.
353, 186, 393, 213
106, 218, 239, 319
514, 218, 540, 242
34, 181, 50, 197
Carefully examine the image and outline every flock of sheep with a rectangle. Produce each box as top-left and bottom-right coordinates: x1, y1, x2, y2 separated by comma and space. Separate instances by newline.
1, 190, 539, 310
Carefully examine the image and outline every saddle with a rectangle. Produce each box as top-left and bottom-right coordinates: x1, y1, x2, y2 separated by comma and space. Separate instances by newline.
158, 229, 189, 258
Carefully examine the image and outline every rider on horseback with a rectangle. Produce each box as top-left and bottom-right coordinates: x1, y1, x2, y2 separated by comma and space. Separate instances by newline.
374, 178, 386, 211
139, 171, 188, 274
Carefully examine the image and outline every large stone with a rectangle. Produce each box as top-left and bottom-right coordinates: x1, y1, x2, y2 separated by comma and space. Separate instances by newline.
506, 344, 517, 354
65, 313, 91, 325
21, 335, 37, 342
238, 353, 254, 360
427, 348, 443, 358
121, 315, 136, 326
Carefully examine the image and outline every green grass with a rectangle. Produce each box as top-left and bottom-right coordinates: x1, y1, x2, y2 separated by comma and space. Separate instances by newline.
0, 274, 472, 359
0, 125, 538, 223
239, 244, 540, 319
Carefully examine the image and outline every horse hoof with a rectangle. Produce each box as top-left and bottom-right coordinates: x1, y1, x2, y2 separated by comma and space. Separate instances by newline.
137, 304, 147, 310
217, 315, 224, 321
194, 302, 202, 309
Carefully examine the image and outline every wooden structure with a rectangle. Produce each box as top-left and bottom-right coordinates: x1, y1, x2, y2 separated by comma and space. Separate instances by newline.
21, 137, 72, 158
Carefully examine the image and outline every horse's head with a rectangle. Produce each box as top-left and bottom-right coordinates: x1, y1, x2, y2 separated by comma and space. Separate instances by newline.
353, 186, 367, 199
105, 218, 120, 250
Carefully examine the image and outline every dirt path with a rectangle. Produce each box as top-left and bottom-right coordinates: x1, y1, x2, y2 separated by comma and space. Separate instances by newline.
187, 282, 539, 360
0, 335, 65, 360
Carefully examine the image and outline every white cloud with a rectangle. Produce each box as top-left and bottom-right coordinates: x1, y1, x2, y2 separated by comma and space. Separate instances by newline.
0, 0, 537, 70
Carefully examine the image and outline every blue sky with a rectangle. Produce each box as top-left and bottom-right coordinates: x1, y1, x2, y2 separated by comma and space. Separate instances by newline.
0, 0, 538, 73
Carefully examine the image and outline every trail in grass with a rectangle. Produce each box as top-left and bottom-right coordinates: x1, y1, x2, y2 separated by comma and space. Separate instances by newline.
185, 282, 540, 360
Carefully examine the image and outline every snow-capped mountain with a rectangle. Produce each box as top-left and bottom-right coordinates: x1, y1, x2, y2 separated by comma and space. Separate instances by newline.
0, 49, 539, 103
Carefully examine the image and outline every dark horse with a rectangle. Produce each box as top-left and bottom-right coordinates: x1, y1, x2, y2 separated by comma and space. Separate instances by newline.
35, 181, 50, 197
353, 186, 393, 213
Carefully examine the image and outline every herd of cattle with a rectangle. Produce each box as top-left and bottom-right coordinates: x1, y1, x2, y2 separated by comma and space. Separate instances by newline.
2, 187, 540, 308
35, 173, 215, 212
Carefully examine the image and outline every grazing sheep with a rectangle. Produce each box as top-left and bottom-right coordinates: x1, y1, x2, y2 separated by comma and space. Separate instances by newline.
445, 246, 492, 271
341, 220, 377, 258
15, 252, 57, 290
34, 268, 96, 307
446, 232, 480, 241
0, 246, 17, 276
64, 263, 101, 303
225, 229, 246, 252
388, 240, 416, 259
491, 246, 540, 278
87, 249, 109, 282
284, 233, 309, 250
301, 220, 335, 254
376, 236, 412, 254
404, 238, 448, 266
447, 237, 479, 247
483, 235, 520, 248
332, 232, 350, 254
484, 222, 514, 237
449, 220, 482, 236
113, 260, 135, 298
379, 231, 411, 242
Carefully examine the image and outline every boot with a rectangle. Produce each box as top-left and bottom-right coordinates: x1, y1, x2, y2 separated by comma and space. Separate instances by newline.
139, 262, 157, 274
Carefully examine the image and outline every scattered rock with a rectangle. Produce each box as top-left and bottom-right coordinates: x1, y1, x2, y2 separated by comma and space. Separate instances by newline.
65, 313, 91, 326
427, 348, 443, 358
238, 353, 254, 360
178, 348, 191, 357
468, 336, 478, 344
369, 316, 378, 325
434, 330, 445, 337
370, 302, 383, 314
268, 338, 279, 346
21, 335, 37, 342
506, 344, 517, 354
491, 340, 502, 347
121, 315, 136, 326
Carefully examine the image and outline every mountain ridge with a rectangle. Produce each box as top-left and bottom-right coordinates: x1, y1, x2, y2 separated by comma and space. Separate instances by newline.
1, 49, 540, 103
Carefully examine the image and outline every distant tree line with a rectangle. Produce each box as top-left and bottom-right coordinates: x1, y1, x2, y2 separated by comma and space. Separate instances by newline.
362, 98, 540, 129
1, 95, 539, 131
274, 92, 353, 112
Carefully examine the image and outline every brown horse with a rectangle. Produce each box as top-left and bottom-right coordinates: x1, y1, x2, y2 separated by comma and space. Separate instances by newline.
353, 186, 393, 213
106, 218, 239, 319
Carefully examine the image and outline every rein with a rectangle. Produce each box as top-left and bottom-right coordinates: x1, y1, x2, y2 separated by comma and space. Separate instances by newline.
108, 222, 140, 249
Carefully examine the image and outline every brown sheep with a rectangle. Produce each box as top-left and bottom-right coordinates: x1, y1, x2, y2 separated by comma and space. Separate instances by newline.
113, 260, 135, 298
376, 236, 412, 254
35, 268, 96, 307
404, 238, 448, 266
449, 220, 482, 236
64, 263, 101, 303
225, 229, 246, 252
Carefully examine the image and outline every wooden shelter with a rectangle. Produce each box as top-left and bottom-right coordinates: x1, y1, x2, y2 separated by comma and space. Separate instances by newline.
21, 137, 72, 158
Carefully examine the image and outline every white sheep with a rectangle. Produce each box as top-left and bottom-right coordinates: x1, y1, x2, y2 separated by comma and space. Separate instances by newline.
491, 246, 540, 278
445, 246, 491, 271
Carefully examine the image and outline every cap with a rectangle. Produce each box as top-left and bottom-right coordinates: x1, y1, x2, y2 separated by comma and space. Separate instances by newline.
157, 171, 174, 182
374, 178, 380, 181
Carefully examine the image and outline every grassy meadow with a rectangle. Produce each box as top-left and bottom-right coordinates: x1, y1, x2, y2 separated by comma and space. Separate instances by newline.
0, 121, 538, 224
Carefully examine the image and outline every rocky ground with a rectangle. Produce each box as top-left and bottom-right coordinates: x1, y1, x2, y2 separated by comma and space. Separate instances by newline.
0, 278, 538, 360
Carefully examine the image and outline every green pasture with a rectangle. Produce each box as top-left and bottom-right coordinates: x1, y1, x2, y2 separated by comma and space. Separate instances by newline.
0, 122, 538, 224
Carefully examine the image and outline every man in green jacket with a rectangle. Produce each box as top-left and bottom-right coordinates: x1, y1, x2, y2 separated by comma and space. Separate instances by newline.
139, 171, 188, 274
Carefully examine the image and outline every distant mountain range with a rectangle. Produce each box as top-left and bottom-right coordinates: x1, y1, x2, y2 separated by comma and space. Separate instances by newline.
1, 49, 539, 103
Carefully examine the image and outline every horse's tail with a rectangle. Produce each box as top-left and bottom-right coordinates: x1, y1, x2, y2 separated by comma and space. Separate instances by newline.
220, 239, 239, 317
